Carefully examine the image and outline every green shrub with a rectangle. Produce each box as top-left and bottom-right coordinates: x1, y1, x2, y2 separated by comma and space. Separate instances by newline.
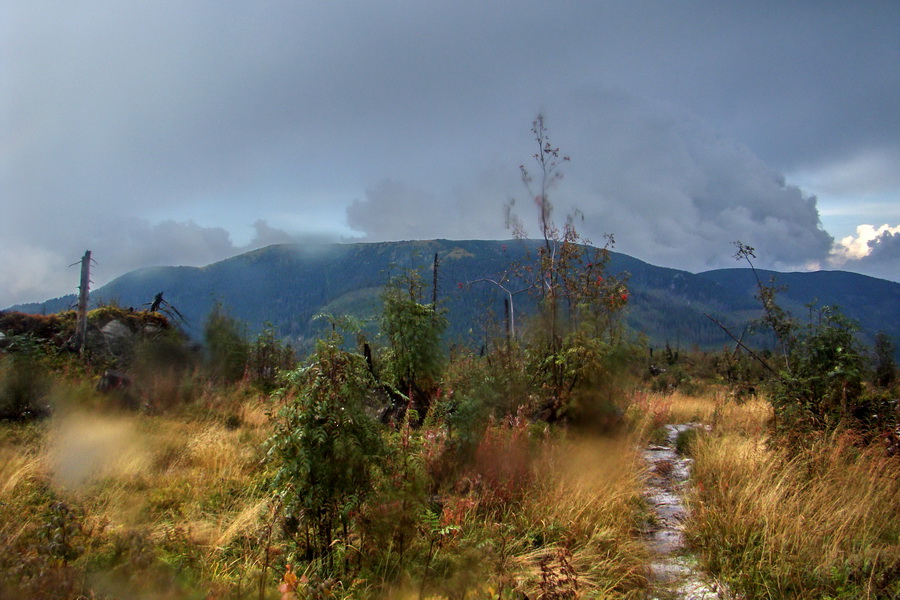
873, 331, 896, 389
245, 326, 295, 392
768, 306, 869, 438
380, 269, 447, 421
130, 329, 198, 410
732, 243, 890, 444
267, 329, 384, 573
203, 303, 249, 384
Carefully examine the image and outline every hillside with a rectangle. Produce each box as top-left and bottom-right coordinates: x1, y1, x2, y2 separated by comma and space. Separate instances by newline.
697, 268, 900, 340
8, 239, 899, 354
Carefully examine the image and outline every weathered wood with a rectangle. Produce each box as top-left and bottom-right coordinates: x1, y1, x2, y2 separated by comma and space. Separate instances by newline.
74, 250, 92, 355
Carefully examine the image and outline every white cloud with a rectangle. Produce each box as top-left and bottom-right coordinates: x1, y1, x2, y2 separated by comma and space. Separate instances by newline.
0, 243, 67, 304
829, 223, 900, 281
346, 178, 509, 242
832, 224, 900, 262
346, 91, 837, 277
513, 91, 835, 273
792, 150, 900, 198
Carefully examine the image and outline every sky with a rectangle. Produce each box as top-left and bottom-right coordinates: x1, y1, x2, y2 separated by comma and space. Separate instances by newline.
2, 1, 899, 308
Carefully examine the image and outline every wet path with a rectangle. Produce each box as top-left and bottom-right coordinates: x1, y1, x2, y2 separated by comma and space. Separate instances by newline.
642, 424, 729, 600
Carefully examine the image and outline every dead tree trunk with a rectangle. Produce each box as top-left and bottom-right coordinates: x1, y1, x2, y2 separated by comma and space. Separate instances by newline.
504, 297, 511, 354
74, 250, 92, 355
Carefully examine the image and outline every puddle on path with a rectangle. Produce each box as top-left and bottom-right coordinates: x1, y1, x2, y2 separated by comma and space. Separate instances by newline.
642, 424, 732, 600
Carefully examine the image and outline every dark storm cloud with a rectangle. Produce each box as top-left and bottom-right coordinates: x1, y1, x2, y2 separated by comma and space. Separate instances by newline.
656, 3, 900, 172
867, 230, 900, 261
349, 90, 835, 272
2, 1, 898, 305
550, 90, 835, 271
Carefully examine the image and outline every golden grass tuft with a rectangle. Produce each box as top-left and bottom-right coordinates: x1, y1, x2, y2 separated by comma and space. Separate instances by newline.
511, 434, 649, 598
688, 422, 900, 598
0, 448, 43, 498
626, 388, 771, 441
47, 411, 152, 490
210, 497, 269, 551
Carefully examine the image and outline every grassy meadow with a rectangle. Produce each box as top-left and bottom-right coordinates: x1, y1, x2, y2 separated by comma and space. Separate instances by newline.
0, 381, 653, 599
2, 378, 897, 599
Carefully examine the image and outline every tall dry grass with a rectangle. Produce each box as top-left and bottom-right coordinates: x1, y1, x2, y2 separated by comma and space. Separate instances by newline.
0, 390, 276, 598
377, 430, 651, 600
626, 388, 770, 439
514, 434, 650, 598
3, 378, 658, 600
688, 417, 900, 599
625, 388, 900, 597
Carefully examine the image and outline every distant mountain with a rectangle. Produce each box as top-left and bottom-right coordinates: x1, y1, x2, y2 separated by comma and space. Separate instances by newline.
697, 268, 900, 347
8, 240, 899, 355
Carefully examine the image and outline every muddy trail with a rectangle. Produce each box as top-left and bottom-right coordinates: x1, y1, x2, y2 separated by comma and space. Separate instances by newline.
642, 424, 732, 600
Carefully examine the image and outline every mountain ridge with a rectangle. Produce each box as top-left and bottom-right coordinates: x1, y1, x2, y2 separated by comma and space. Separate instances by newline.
7, 239, 898, 354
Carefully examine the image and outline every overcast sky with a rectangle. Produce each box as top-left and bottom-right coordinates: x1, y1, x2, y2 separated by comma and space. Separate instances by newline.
3, 1, 899, 307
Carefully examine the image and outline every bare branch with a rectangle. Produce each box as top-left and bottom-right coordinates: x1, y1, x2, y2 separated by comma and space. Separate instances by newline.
704, 312, 777, 375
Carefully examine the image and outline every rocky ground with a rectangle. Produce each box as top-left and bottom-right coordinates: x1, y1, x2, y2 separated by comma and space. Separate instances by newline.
643, 423, 733, 600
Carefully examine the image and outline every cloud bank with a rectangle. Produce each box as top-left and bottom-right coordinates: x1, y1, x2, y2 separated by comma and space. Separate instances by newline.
348, 90, 836, 273
2, 2, 898, 306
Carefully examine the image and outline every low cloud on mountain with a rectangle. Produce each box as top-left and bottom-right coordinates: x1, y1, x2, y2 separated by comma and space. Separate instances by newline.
347, 90, 836, 274
0, 218, 318, 305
